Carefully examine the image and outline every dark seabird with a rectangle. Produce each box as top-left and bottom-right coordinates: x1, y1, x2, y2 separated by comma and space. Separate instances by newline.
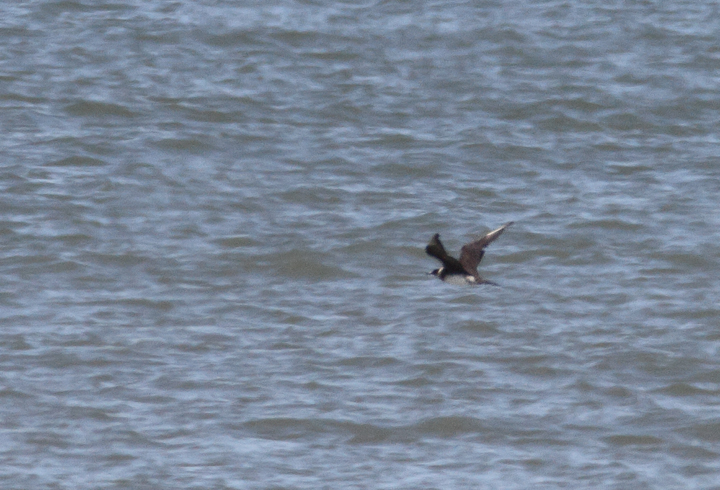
425, 222, 513, 285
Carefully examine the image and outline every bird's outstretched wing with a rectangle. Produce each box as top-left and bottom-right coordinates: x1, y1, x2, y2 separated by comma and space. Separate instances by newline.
425, 233, 449, 262
425, 234, 465, 273
459, 222, 514, 274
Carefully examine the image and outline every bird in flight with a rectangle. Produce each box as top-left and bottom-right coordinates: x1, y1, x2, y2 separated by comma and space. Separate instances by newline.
425, 222, 513, 285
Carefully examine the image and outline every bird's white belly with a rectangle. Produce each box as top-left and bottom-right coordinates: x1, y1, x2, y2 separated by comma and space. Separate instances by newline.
443, 274, 474, 286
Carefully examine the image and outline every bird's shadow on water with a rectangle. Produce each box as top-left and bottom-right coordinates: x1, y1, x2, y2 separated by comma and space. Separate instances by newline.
415, 281, 512, 309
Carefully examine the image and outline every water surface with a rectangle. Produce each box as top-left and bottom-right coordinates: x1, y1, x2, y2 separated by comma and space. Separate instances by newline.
1, 1, 720, 488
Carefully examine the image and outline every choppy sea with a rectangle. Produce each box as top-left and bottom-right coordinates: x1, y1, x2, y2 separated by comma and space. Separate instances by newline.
2, 1, 720, 488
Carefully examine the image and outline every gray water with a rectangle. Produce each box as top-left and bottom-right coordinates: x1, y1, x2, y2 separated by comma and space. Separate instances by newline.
2, 1, 720, 488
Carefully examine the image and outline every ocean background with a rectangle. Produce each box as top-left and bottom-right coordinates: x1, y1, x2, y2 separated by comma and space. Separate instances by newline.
2, 1, 720, 488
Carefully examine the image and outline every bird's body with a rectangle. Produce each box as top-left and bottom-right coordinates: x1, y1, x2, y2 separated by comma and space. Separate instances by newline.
425, 222, 513, 285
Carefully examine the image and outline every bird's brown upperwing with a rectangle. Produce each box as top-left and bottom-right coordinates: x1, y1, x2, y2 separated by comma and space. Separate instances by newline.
458, 222, 514, 274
